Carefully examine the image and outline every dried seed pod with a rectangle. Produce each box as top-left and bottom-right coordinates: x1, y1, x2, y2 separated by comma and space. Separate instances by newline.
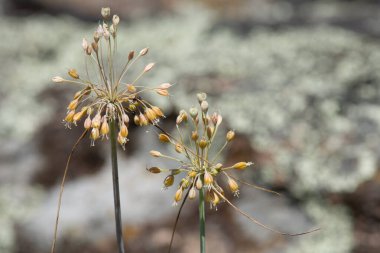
148, 167, 161, 174
226, 130, 235, 142
91, 42, 98, 53
176, 110, 188, 125
159, 134, 170, 143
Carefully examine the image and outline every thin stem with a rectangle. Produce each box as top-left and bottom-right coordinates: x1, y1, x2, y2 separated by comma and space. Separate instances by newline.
110, 120, 126, 253
199, 186, 206, 253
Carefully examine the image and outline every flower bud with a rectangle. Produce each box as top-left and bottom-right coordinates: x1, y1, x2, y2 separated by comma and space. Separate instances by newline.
127, 84, 136, 92
207, 126, 214, 139
139, 113, 149, 126
112, 15, 120, 25
196, 178, 203, 190
175, 144, 183, 153
164, 175, 174, 188
233, 162, 253, 170
227, 177, 239, 193
68, 69, 79, 79
147, 167, 161, 174
65, 110, 75, 122
52, 76, 64, 83
159, 83, 172, 89
101, 7, 111, 19
101, 120, 110, 135
176, 110, 188, 125
84, 116, 92, 129
189, 187, 197, 200
128, 51, 135, 61
226, 130, 235, 142
151, 106, 164, 117
191, 131, 199, 141
197, 92, 207, 103
139, 48, 149, 56
212, 192, 220, 206
156, 89, 169, 96
144, 63, 155, 72
180, 178, 190, 189
67, 99, 79, 110
204, 172, 213, 185
198, 137, 208, 149
91, 42, 98, 53
86, 44, 93, 55
159, 133, 170, 143
188, 171, 197, 178
145, 108, 157, 122
121, 114, 129, 124
91, 127, 100, 140
120, 124, 128, 137
133, 114, 140, 125
200, 101, 208, 113
150, 150, 162, 157
73, 109, 86, 122
174, 188, 183, 202
91, 113, 101, 128
117, 133, 127, 146
189, 107, 198, 118
82, 38, 88, 51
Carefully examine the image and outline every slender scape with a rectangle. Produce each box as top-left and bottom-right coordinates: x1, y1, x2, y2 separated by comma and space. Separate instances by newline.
110, 120, 126, 253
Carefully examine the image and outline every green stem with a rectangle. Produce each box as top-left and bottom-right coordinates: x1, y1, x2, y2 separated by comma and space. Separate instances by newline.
110, 120, 126, 253
199, 187, 206, 253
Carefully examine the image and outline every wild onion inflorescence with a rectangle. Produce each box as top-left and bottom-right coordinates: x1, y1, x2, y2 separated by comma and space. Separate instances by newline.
51, 7, 170, 253
149, 93, 319, 253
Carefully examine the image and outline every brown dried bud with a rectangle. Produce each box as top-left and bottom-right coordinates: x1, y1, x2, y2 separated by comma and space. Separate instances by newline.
147, 167, 161, 174
128, 51, 135, 61
164, 175, 174, 188
226, 130, 235, 142
68, 69, 79, 79
159, 134, 170, 143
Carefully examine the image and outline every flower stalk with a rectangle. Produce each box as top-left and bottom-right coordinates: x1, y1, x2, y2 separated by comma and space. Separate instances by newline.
199, 185, 206, 253
110, 119, 126, 253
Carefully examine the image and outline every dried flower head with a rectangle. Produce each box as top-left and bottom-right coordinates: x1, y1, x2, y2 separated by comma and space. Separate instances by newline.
52, 7, 171, 149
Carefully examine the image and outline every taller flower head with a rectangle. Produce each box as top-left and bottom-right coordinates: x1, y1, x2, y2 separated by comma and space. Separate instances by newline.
52, 7, 170, 149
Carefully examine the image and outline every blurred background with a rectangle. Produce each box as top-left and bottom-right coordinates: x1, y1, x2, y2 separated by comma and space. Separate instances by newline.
1, 0, 380, 252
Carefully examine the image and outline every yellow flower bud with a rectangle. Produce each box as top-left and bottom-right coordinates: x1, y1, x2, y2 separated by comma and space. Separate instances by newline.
228, 177, 239, 193
175, 144, 183, 153
91, 114, 101, 128
159, 134, 170, 143
204, 172, 213, 185
188, 171, 197, 178
134, 114, 140, 125
149, 150, 162, 157
226, 130, 235, 142
174, 188, 183, 202
233, 162, 253, 170
100, 120, 110, 136
73, 109, 86, 122
212, 192, 220, 206
119, 124, 128, 138
65, 110, 75, 122
67, 99, 79, 110
68, 69, 79, 79
139, 113, 148, 126
91, 127, 100, 140
127, 84, 136, 92
145, 108, 157, 122
151, 106, 164, 117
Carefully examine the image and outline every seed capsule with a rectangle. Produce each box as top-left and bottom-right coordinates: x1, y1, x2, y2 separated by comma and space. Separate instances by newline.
159, 134, 170, 143
226, 130, 235, 142
91, 42, 98, 53
233, 162, 253, 170
68, 69, 79, 79
147, 167, 161, 174
189, 187, 197, 200
150, 150, 162, 157
164, 175, 174, 188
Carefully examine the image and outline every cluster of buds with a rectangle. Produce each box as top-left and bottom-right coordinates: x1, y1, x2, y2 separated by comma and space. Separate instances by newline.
148, 93, 253, 209
52, 7, 170, 148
